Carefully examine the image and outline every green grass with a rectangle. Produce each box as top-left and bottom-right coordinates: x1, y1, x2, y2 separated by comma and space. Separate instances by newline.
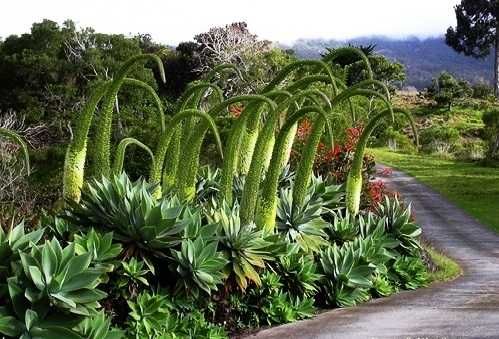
370, 148, 499, 232
424, 244, 462, 283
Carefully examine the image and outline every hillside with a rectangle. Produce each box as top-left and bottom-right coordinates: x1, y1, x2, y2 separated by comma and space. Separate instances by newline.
288, 36, 494, 89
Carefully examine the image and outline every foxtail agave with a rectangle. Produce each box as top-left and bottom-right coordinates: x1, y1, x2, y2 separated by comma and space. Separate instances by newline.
345, 108, 418, 215
0, 127, 30, 175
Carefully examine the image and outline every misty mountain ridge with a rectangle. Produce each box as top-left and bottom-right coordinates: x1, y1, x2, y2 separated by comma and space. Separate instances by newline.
286, 36, 494, 89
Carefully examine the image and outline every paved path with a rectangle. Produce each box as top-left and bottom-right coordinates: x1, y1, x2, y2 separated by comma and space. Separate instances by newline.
247, 165, 499, 339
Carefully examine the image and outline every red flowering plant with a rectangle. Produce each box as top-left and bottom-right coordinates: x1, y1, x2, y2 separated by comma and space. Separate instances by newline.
291, 121, 380, 210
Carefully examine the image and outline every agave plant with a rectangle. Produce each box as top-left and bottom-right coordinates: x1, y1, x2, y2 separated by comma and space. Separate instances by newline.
170, 236, 228, 297
319, 243, 375, 307
325, 210, 360, 244
0, 127, 30, 175
0, 307, 83, 339
74, 229, 122, 273
65, 173, 187, 270
276, 186, 329, 253
195, 166, 221, 204
127, 292, 176, 339
275, 245, 322, 297
391, 255, 429, 290
16, 238, 108, 315
77, 311, 124, 339
0, 221, 44, 280
116, 258, 151, 298
376, 197, 422, 251
262, 291, 315, 325
207, 201, 278, 290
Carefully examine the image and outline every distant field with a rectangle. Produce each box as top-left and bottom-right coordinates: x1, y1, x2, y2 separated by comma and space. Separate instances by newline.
370, 148, 499, 232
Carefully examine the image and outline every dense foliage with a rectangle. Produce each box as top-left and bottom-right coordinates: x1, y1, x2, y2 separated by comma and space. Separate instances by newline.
0, 28, 431, 337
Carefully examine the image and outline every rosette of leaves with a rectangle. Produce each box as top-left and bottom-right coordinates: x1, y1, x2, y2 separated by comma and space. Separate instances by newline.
39, 214, 75, 241
66, 173, 187, 270
16, 238, 107, 316
276, 186, 329, 253
356, 213, 401, 274
325, 210, 360, 244
126, 292, 176, 339
77, 311, 124, 339
207, 201, 279, 290
0, 221, 44, 282
275, 245, 322, 297
116, 258, 151, 298
307, 175, 345, 214
126, 292, 226, 339
391, 256, 429, 290
262, 291, 315, 325
195, 166, 221, 204
371, 273, 396, 297
0, 307, 83, 339
376, 197, 422, 251
170, 236, 228, 297
233, 271, 315, 328
74, 229, 122, 275
319, 243, 375, 307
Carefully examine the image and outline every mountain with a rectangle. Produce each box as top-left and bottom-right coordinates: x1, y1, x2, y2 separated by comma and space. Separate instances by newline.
287, 36, 494, 89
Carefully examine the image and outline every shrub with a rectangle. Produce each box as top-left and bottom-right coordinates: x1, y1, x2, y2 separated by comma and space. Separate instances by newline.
426, 72, 471, 110
383, 127, 417, 153
453, 139, 486, 161
420, 126, 460, 155
482, 109, 499, 161
471, 83, 494, 100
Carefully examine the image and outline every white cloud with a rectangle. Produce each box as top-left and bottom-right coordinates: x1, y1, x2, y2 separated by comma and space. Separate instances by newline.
0, 0, 461, 44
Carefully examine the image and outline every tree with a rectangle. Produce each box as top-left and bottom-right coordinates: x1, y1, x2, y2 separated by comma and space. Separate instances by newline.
323, 45, 406, 93
446, 0, 499, 96
426, 72, 472, 110
193, 22, 280, 95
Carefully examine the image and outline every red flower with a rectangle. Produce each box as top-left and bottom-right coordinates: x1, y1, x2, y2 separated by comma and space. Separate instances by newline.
324, 145, 342, 162
229, 104, 243, 118
297, 118, 312, 140
344, 125, 364, 152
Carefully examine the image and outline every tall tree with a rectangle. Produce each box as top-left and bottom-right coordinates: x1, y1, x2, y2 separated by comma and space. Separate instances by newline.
446, 0, 499, 96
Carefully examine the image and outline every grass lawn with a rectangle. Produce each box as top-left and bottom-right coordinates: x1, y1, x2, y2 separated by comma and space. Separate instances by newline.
424, 244, 462, 283
369, 148, 499, 232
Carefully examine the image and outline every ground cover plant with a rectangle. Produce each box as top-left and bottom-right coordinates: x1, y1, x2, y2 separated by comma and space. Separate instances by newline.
0, 48, 432, 338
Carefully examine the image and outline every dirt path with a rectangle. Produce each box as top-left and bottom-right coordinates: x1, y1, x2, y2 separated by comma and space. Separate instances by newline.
247, 165, 499, 338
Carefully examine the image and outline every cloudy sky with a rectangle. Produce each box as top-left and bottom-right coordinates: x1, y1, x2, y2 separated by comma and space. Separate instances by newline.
1, 0, 461, 44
